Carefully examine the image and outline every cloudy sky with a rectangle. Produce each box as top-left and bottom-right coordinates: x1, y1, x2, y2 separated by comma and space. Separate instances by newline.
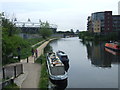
0, 0, 119, 31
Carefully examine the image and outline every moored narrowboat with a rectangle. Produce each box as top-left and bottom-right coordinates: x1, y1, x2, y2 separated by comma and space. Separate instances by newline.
56, 51, 69, 72
105, 42, 120, 52
46, 52, 68, 81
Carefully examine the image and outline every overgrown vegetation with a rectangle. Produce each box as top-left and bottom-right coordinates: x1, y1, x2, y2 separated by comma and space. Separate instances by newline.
39, 21, 53, 39
35, 44, 52, 89
39, 56, 48, 89
78, 31, 119, 41
26, 38, 44, 46
1, 13, 53, 65
3, 83, 19, 90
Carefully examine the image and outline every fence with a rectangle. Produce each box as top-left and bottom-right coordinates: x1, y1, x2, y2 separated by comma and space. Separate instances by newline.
1, 63, 23, 88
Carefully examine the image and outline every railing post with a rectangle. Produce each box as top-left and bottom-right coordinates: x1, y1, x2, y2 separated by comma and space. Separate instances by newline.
21, 64, 23, 74
27, 57, 28, 63
34, 56, 36, 63
14, 66, 17, 78
11, 78, 14, 85
2, 67, 5, 80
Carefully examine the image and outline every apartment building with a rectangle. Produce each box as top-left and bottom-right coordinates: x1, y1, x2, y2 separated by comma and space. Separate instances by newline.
87, 11, 120, 34
112, 15, 120, 31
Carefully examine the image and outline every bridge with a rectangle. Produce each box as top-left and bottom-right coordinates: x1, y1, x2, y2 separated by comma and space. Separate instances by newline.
14, 20, 57, 33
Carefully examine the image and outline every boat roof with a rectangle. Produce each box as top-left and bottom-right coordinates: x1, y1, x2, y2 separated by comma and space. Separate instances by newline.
48, 53, 64, 67
50, 66, 65, 75
58, 53, 67, 56
57, 51, 67, 56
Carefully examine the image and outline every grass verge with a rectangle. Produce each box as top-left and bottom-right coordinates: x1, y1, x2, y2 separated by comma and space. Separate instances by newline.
3, 83, 19, 90
35, 55, 49, 89
35, 44, 53, 89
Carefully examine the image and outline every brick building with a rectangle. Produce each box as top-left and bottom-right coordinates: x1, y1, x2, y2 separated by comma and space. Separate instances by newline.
87, 11, 120, 35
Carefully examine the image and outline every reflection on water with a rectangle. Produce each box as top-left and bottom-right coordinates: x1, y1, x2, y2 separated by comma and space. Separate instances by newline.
50, 37, 119, 88
82, 40, 120, 68
105, 48, 120, 56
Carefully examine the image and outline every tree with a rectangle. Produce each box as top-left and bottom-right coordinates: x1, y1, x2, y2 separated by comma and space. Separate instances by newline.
2, 18, 18, 36
39, 21, 53, 39
70, 29, 74, 34
1, 15, 29, 64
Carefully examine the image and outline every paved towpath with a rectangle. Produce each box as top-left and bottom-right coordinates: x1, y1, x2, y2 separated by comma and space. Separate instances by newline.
16, 39, 55, 88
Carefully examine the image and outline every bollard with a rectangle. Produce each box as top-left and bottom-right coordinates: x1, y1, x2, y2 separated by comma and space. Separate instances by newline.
34, 56, 35, 63
14, 66, 17, 78
11, 78, 14, 85
21, 64, 23, 74
27, 57, 28, 63
2, 67, 5, 80
40, 58, 42, 64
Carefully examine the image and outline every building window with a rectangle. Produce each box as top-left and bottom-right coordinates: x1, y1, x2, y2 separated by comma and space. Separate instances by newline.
107, 13, 110, 15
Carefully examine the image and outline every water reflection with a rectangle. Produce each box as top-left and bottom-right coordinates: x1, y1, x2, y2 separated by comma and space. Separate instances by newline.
81, 40, 120, 68
50, 38, 118, 88
49, 79, 68, 90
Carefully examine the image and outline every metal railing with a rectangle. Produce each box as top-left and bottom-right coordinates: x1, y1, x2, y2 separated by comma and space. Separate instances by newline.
1, 63, 23, 88
2, 64, 23, 80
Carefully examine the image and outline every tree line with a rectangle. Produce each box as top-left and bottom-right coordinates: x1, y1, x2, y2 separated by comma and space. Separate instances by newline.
1, 13, 53, 65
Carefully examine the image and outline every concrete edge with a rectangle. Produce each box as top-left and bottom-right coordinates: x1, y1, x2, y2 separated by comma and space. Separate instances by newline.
14, 71, 28, 88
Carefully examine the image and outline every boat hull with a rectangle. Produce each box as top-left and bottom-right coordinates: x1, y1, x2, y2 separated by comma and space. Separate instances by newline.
105, 47, 120, 55
105, 46, 120, 52
105, 43, 120, 52
46, 52, 68, 81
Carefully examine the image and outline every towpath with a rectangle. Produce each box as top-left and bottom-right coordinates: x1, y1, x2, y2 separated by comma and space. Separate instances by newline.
14, 39, 55, 88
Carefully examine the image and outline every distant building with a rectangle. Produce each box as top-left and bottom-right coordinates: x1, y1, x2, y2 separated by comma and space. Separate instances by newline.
87, 16, 93, 32
87, 11, 120, 34
112, 15, 120, 32
14, 21, 57, 34
75, 30, 80, 34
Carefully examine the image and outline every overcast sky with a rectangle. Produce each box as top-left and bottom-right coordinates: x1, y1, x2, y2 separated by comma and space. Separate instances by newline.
0, 0, 119, 31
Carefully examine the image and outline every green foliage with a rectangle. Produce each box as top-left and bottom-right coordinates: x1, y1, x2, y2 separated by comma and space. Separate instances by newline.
3, 83, 20, 89
78, 31, 93, 40
38, 55, 48, 89
35, 44, 53, 88
78, 31, 118, 41
26, 38, 44, 46
35, 55, 48, 88
39, 62, 48, 89
2, 17, 31, 64
2, 35, 31, 64
2, 18, 19, 37
35, 55, 45, 64
44, 44, 52, 54
39, 21, 53, 39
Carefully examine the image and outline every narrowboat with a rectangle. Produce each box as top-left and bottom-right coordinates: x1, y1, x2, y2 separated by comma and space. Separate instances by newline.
46, 52, 68, 81
56, 51, 69, 72
105, 47, 120, 55
105, 42, 120, 52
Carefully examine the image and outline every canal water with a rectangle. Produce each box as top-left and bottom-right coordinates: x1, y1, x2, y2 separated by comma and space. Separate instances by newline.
49, 37, 119, 88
